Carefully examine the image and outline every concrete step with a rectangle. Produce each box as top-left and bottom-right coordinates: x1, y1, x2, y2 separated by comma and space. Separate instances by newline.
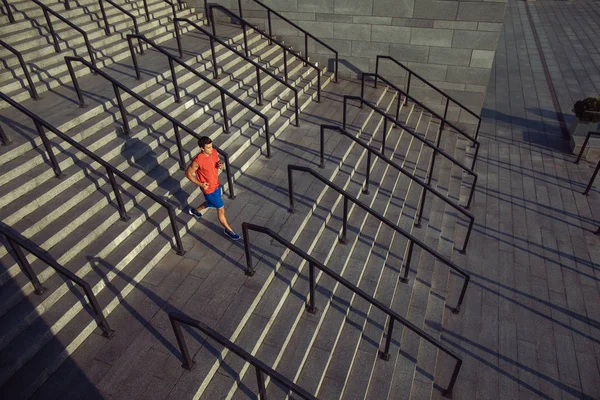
0, 0, 204, 108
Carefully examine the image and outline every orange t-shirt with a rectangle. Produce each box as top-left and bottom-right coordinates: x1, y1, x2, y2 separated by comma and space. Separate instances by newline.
194, 149, 220, 194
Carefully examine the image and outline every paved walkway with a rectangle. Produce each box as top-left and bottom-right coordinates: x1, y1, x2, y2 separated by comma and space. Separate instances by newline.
42, 1, 600, 398
445, 0, 600, 399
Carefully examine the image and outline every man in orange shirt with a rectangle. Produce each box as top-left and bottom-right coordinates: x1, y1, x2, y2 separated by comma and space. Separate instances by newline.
186, 136, 240, 240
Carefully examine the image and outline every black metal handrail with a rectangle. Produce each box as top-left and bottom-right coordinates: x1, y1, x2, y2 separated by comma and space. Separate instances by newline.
286, 165, 470, 312
362, 72, 480, 155
319, 125, 474, 252
98, 0, 143, 53
343, 95, 478, 210
173, 18, 299, 126
0, 90, 187, 255
31, 0, 96, 68
2, 0, 14, 23
0, 223, 115, 337
123, 34, 274, 157
376, 55, 482, 142
209, 4, 322, 103
169, 311, 317, 400
65, 56, 237, 200
575, 131, 600, 196
237, 0, 338, 83
0, 39, 39, 100
241, 222, 462, 397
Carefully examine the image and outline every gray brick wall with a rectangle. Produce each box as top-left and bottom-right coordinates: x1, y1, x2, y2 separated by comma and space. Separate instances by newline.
188, 0, 507, 117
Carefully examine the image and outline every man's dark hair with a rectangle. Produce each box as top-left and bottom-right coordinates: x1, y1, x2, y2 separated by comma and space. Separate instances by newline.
198, 136, 212, 149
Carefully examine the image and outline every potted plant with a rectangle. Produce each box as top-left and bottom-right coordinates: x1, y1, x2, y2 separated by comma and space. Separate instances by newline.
573, 97, 600, 123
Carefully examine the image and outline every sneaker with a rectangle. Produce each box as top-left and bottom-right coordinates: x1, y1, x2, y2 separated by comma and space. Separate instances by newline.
188, 207, 202, 219
224, 229, 241, 241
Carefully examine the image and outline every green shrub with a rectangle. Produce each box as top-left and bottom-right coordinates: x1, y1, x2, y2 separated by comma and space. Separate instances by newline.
573, 97, 600, 122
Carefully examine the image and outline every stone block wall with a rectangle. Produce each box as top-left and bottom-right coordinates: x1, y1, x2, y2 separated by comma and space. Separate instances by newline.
188, 0, 507, 120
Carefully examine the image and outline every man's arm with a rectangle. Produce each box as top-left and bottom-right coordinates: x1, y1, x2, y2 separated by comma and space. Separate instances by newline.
186, 160, 208, 189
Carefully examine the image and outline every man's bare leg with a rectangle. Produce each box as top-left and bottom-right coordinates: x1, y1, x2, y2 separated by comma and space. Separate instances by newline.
217, 207, 234, 232
195, 202, 207, 213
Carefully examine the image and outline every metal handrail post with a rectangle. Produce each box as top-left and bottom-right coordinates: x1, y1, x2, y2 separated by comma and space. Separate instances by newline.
34, 120, 63, 178
172, 123, 185, 170
400, 240, 413, 283
256, 66, 262, 105
0, 39, 39, 100
382, 118, 387, 155
256, 369, 267, 399
5, 236, 45, 294
221, 153, 236, 198
142, 0, 150, 21
2, 0, 14, 23
112, 84, 130, 134
340, 197, 348, 244
106, 168, 130, 221
242, 223, 255, 276
170, 318, 195, 369
167, 207, 185, 256
575, 131, 600, 164
364, 151, 371, 194
43, 8, 60, 53
583, 160, 600, 196
168, 58, 181, 103
209, 37, 218, 78
0, 124, 10, 145
220, 92, 229, 133
306, 262, 318, 314
380, 318, 394, 360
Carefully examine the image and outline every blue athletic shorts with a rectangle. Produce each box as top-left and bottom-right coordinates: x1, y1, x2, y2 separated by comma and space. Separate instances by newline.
204, 185, 224, 209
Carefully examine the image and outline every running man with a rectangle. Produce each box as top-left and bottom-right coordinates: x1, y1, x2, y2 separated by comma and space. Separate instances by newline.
186, 136, 240, 240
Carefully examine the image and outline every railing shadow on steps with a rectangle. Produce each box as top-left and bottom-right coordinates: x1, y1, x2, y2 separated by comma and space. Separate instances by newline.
173, 17, 299, 126
319, 125, 474, 253
286, 165, 471, 313
0, 223, 115, 338
236, 0, 338, 83
0, 39, 38, 100
64, 54, 236, 196
361, 72, 480, 158
168, 310, 317, 400
241, 222, 463, 398
376, 55, 483, 142
343, 95, 479, 212
0, 90, 188, 255
574, 130, 600, 235
97, 0, 143, 53
29, 0, 97, 68
121, 34, 275, 157
208, 4, 323, 103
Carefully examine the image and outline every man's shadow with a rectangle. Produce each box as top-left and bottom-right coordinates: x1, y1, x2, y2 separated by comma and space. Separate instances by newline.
121, 135, 191, 211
